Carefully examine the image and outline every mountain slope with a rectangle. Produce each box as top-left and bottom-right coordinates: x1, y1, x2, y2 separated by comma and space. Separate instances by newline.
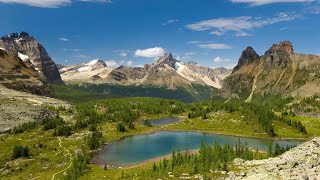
223, 41, 320, 100
184, 61, 232, 89
0, 32, 64, 85
0, 49, 53, 96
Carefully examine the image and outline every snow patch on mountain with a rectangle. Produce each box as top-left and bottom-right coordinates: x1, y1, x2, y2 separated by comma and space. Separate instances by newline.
60, 58, 112, 84
18, 52, 29, 61
78, 66, 92, 72
86, 59, 99, 66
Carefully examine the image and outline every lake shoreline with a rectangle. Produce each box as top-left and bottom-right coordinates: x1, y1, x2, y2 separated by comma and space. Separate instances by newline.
91, 116, 309, 169
92, 130, 305, 168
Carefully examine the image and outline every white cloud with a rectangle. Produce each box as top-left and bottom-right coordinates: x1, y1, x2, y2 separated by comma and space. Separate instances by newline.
127, 60, 133, 66
162, 19, 179, 26
187, 41, 201, 44
186, 12, 300, 36
213, 56, 232, 63
76, 54, 89, 59
182, 52, 196, 59
134, 47, 165, 58
280, 27, 288, 30
0, 0, 111, 8
0, 0, 72, 8
210, 31, 223, 36
119, 52, 127, 57
59, 37, 69, 42
63, 48, 81, 52
235, 32, 251, 37
230, 0, 315, 6
198, 44, 232, 49
105, 60, 119, 68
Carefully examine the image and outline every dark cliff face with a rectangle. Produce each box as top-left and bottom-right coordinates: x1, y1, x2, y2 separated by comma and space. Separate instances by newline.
232, 46, 260, 73
0, 32, 64, 85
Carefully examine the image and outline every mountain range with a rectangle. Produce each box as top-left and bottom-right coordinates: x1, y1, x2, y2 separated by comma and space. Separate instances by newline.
0, 32, 319, 100
59, 53, 232, 89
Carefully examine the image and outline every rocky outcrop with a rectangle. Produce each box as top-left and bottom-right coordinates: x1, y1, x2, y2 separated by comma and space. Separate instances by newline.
229, 137, 320, 180
223, 41, 320, 98
0, 49, 54, 96
265, 41, 294, 56
232, 46, 259, 73
0, 32, 64, 84
156, 53, 178, 69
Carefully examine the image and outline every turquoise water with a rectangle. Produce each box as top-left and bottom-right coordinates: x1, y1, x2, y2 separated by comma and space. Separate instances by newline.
97, 131, 303, 167
139, 117, 182, 126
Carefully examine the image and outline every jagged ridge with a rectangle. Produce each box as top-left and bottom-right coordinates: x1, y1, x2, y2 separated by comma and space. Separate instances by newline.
223, 41, 320, 99
0, 32, 64, 85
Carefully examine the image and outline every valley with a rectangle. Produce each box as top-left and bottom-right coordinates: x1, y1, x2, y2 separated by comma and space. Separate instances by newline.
0, 9, 319, 179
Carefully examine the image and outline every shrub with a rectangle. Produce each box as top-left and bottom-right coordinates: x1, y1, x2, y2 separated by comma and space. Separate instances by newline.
12, 145, 29, 160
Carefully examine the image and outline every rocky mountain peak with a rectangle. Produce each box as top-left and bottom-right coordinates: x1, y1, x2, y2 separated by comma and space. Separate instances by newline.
87, 59, 107, 69
96, 59, 107, 67
232, 46, 260, 73
156, 53, 178, 69
2, 32, 30, 40
0, 32, 64, 85
265, 41, 294, 55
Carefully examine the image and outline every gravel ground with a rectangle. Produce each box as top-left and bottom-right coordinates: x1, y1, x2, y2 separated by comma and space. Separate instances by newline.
0, 85, 70, 133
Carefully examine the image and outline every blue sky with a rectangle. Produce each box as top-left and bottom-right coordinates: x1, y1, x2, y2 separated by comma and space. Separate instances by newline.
0, 0, 319, 68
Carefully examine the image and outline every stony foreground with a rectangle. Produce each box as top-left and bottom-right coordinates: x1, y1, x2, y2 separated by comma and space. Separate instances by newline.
0, 85, 69, 133
229, 137, 320, 180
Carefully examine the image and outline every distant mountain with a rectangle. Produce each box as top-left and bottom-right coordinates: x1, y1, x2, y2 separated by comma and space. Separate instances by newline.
59, 59, 112, 84
0, 49, 53, 96
60, 53, 232, 89
184, 61, 231, 89
223, 41, 320, 101
0, 32, 64, 85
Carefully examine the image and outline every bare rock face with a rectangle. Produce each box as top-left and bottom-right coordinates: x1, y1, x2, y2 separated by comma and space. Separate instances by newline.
0, 49, 54, 96
156, 53, 178, 69
265, 41, 294, 56
184, 61, 232, 81
232, 46, 260, 73
223, 41, 320, 99
108, 65, 149, 83
0, 32, 64, 85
